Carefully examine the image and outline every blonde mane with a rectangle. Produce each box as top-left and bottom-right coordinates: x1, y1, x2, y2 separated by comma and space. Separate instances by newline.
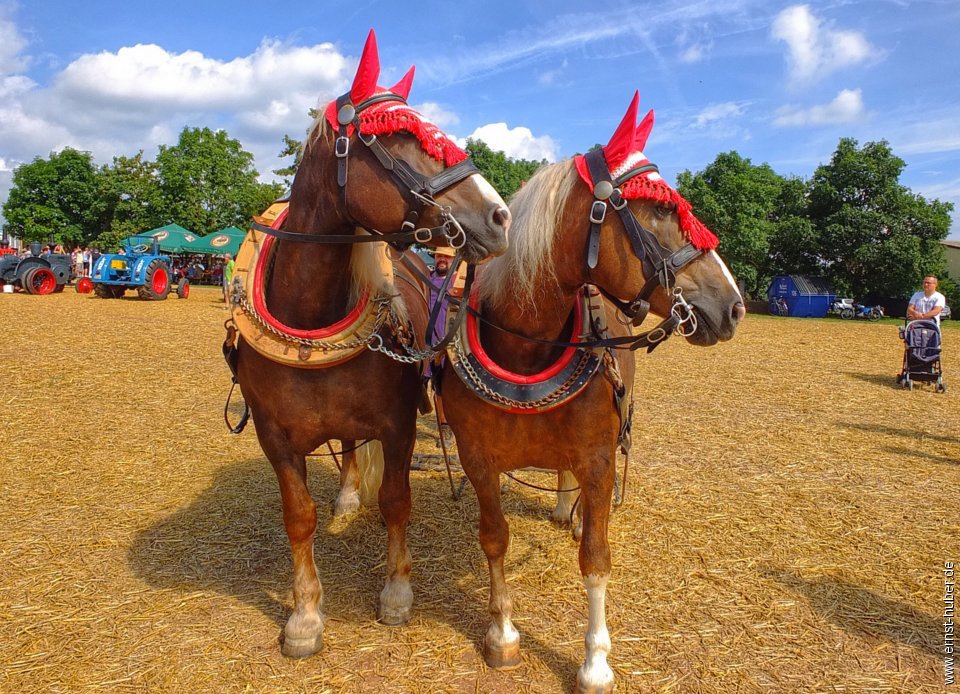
479, 160, 577, 309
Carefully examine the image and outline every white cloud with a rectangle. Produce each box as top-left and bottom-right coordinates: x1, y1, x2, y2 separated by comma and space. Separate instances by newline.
458, 123, 557, 162
693, 102, 746, 128
771, 5, 876, 85
414, 101, 459, 127
0, 8, 28, 75
773, 88, 866, 126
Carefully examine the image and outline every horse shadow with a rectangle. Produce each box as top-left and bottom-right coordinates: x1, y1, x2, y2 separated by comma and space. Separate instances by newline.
759, 566, 943, 656
127, 454, 580, 685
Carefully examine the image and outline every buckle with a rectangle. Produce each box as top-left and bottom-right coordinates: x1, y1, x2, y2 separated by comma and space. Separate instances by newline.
610, 189, 627, 210
589, 200, 607, 224
414, 227, 435, 243
334, 136, 349, 158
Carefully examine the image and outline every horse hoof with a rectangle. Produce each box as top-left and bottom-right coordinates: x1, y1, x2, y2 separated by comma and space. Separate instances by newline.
377, 605, 412, 626
483, 638, 521, 669
281, 632, 323, 659
573, 681, 613, 694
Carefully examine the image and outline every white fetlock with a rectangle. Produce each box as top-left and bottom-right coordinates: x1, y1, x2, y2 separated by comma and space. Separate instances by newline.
333, 489, 360, 516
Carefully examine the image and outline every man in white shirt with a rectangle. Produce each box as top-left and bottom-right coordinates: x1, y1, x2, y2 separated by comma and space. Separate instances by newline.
907, 275, 946, 327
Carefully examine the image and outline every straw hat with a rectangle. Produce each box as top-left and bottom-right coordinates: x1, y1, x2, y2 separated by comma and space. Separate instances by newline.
433, 246, 456, 258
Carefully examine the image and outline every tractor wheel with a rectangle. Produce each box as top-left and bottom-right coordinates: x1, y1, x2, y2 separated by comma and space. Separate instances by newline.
76, 277, 94, 294
176, 278, 190, 299
24, 267, 57, 295
138, 260, 172, 301
52, 283, 65, 293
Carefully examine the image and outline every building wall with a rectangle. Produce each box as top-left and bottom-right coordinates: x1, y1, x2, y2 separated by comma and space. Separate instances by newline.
943, 241, 960, 280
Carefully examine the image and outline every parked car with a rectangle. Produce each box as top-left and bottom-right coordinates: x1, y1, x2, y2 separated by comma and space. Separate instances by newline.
942, 305, 951, 320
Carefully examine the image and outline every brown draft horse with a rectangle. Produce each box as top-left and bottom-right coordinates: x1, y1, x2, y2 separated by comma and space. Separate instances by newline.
232, 31, 509, 658
438, 92, 744, 692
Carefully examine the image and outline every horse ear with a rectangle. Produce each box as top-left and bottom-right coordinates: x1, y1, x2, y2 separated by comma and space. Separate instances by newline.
634, 109, 655, 152
350, 29, 381, 103
389, 65, 415, 100
603, 91, 640, 171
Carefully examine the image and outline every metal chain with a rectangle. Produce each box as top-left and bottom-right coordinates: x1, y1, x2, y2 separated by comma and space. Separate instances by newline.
449, 331, 594, 410
233, 286, 392, 351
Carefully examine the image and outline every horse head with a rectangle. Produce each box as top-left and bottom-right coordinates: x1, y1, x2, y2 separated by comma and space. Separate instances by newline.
572, 91, 744, 345
297, 30, 509, 264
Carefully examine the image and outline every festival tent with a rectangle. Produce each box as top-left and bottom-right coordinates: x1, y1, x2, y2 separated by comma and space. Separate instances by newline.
182, 226, 247, 256
125, 223, 199, 254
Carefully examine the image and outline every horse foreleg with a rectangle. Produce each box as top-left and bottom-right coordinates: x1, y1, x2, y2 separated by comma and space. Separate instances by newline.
375, 432, 414, 625
472, 468, 520, 669
333, 440, 361, 516
574, 467, 615, 693
259, 429, 324, 658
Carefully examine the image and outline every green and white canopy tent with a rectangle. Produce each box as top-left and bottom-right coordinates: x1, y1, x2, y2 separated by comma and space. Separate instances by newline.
124, 223, 199, 254
181, 226, 247, 256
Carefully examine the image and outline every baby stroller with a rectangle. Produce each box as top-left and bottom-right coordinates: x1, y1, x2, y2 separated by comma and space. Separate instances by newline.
897, 319, 945, 392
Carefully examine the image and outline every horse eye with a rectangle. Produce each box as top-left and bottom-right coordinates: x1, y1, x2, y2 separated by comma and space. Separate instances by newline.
655, 203, 676, 218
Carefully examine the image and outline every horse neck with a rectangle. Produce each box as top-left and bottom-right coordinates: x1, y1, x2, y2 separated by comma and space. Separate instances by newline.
477, 257, 583, 375
265, 171, 362, 328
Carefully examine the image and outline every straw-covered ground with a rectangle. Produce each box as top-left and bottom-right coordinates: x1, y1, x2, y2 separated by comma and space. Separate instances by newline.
0, 286, 957, 693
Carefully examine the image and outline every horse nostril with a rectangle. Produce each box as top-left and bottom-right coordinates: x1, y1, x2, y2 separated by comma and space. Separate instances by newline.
492, 206, 511, 231
732, 302, 746, 323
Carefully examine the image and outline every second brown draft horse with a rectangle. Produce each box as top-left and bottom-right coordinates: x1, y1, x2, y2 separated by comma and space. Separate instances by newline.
231, 31, 509, 658
438, 92, 744, 692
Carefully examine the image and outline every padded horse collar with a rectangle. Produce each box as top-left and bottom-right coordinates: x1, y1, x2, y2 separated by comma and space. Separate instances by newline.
582, 148, 702, 326
446, 288, 603, 414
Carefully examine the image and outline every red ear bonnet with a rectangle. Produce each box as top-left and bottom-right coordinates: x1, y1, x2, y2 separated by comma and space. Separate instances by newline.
602, 91, 640, 172
349, 29, 380, 103
322, 32, 467, 167
388, 66, 415, 101
573, 92, 719, 250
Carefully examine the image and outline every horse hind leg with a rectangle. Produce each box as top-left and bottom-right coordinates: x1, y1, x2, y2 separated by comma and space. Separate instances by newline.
333, 440, 360, 517
552, 470, 583, 541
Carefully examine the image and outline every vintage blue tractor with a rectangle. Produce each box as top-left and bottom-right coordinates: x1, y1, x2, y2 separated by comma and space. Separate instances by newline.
91, 235, 189, 300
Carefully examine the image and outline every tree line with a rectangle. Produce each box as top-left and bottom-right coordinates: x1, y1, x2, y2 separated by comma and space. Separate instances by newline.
2, 127, 954, 307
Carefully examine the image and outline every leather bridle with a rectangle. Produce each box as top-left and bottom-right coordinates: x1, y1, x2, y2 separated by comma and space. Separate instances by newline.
251, 90, 481, 252
582, 148, 701, 335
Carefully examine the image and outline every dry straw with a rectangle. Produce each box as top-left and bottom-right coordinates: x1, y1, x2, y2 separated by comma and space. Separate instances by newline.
0, 287, 957, 692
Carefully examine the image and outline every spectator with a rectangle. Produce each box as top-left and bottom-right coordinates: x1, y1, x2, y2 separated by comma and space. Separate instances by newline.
907, 275, 946, 327
223, 253, 235, 303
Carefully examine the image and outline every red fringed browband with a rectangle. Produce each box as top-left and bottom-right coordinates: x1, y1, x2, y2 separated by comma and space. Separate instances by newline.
324, 96, 468, 168
573, 155, 719, 252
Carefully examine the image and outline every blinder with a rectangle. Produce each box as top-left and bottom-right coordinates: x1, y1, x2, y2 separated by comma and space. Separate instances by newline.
581, 148, 703, 326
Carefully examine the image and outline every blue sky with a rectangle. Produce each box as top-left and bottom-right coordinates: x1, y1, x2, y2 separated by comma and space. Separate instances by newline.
1, 0, 958, 238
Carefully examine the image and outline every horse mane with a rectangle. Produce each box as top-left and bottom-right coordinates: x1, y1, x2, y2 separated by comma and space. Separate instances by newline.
479, 160, 578, 309
299, 117, 407, 323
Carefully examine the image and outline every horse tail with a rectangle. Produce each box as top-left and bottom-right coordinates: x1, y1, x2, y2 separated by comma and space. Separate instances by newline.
355, 439, 385, 507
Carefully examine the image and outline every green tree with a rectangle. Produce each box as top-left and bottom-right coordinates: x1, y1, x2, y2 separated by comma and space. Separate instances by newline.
676, 151, 804, 298
464, 139, 544, 201
807, 138, 952, 298
156, 127, 267, 236
2, 148, 102, 246
94, 152, 165, 250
